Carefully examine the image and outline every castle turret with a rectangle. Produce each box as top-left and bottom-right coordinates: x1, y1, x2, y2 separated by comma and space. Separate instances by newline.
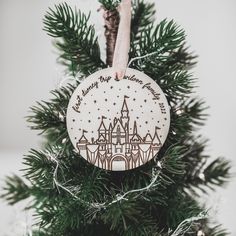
152, 126, 161, 145
112, 119, 126, 145
151, 127, 162, 157
107, 123, 113, 153
98, 116, 106, 136
77, 130, 88, 145
130, 121, 142, 150
144, 133, 152, 143
77, 130, 89, 157
121, 96, 130, 133
133, 121, 138, 135
108, 123, 112, 143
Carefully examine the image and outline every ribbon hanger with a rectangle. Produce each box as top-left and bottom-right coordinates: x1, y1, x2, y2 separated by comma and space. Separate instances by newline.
112, 0, 132, 80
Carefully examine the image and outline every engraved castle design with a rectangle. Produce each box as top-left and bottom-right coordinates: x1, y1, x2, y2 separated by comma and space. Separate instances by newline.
77, 96, 162, 171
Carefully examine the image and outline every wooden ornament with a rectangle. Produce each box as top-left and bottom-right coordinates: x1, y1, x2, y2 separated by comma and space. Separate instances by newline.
67, 68, 170, 171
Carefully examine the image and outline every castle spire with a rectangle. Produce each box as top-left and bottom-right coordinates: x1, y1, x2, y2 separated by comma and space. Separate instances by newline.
122, 96, 129, 112
144, 132, 152, 143
133, 121, 137, 134
152, 126, 161, 145
121, 96, 130, 134
130, 121, 142, 143
79, 130, 88, 143
98, 116, 107, 132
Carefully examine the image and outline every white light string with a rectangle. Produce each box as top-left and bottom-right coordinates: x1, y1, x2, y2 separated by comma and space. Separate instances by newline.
169, 211, 208, 236
45, 148, 163, 211
57, 49, 160, 88
45, 149, 81, 201
46, 148, 209, 236
128, 51, 160, 68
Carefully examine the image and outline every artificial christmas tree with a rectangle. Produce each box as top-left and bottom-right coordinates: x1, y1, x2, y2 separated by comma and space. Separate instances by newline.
2, 0, 231, 235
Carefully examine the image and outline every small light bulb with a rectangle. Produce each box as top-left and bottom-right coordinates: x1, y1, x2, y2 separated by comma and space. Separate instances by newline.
176, 109, 184, 115
199, 173, 205, 181
197, 230, 205, 236
58, 113, 65, 121
62, 138, 67, 144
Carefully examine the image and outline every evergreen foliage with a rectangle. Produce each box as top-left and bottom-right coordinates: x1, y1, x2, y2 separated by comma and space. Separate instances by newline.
1, 1, 231, 235
43, 4, 105, 75
131, 0, 155, 42
99, 0, 121, 10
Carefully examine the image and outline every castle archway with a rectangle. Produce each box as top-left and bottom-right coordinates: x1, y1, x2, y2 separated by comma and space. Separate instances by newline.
109, 155, 128, 171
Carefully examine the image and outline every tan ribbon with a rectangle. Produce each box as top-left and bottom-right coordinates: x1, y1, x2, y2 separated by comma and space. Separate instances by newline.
112, 0, 132, 80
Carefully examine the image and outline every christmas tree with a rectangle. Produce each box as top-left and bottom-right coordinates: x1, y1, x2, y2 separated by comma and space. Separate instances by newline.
2, 0, 231, 235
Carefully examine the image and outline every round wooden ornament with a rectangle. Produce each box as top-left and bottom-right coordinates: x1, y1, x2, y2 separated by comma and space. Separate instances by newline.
67, 68, 170, 171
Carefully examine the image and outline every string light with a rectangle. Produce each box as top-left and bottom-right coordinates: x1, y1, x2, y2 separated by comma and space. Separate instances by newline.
128, 51, 162, 67
45, 148, 163, 212
170, 212, 207, 236
58, 112, 65, 122
198, 172, 206, 181
197, 230, 205, 236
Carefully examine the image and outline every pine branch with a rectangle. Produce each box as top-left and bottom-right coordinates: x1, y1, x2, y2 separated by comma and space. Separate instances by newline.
131, 0, 156, 43
27, 85, 75, 144
124, 223, 160, 236
100, 199, 160, 236
28, 101, 65, 134
170, 44, 197, 70
181, 139, 231, 194
99, 0, 120, 10
204, 158, 231, 189
167, 98, 208, 146
43, 3, 105, 76
181, 98, 208, 126
208, 225, 229, 236
159, 192, 203, 230
183, 220, 229, 236
36, 199, 85, 234
129, 19, 195, 104
159, 70, 195, 103
23, 144, 111, 202
130, 19, 185, 62
161, 145, 187, 177
1, 175, 30, 205
22, 148, 58, 189
32, 231, 49, 236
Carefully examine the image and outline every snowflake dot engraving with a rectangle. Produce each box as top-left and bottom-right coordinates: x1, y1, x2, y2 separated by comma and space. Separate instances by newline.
67, 68, 170, 171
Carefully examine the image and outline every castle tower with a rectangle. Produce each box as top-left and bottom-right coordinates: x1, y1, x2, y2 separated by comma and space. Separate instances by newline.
130, 121, 142, 150
152, 126, 161, 145
144, 133, 152, 144
112, 120, 126, 145
107, 123, 113, 153
151, 126, 162, 157
77, 130, 89, 158
121, 96, 130, 142
133, 121, 138, 135
98, 116, 106, 136
108, 123, 112, 143
77, 130, 89, 148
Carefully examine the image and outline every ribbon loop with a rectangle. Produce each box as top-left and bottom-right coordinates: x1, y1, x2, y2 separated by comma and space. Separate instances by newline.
112, 0, 131, 80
